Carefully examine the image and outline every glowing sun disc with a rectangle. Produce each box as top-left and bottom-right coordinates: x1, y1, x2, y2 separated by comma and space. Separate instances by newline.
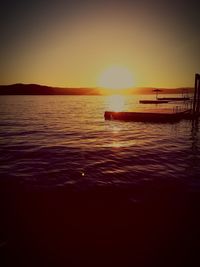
98, 66, 134, 89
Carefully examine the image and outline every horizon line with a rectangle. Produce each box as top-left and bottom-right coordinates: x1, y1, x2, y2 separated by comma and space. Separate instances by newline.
0, 82, 194, 90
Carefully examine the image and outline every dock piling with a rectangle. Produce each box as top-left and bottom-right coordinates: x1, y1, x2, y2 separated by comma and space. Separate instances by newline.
197, 74, 200, 114
192, 73, 200, 117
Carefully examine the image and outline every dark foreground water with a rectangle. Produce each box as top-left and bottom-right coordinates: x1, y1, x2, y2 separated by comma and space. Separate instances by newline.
0, 95, 200, 266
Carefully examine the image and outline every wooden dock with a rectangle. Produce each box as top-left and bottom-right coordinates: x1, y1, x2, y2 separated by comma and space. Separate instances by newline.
104, 74, 200, 123
139, 100, 169, 104
157, 97, 190, 101
104, 110, 192, 123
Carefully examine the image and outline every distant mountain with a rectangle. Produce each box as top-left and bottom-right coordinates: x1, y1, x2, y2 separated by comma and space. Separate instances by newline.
0, 84, 101, 95
0, 83, 194, 95
129, 87, 194, 95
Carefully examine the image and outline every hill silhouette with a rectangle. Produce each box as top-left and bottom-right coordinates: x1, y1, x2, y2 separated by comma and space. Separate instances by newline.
0, 84, 101, 95
0, 83, 194, 95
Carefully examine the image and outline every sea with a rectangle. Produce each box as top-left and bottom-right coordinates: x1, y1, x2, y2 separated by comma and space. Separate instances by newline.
0, 94, 199, 189
0, 94, 200, 266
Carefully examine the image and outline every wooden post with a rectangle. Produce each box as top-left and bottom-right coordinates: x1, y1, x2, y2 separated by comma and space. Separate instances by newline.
196, 74, 200, 114
193, 73, 199, 115
193, 74, 197, 114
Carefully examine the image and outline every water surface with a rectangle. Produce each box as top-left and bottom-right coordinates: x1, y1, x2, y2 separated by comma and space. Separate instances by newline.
0, 95, 199, 190
1, 94, 200, 266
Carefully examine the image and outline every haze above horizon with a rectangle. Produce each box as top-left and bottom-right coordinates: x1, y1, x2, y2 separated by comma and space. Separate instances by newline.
1, 0, 200, 88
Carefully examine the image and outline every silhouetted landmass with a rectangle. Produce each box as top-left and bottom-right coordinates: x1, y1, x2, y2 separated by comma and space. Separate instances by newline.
0, 84, 101, 95
0, 83, 194, 95
132, 87, 194, 95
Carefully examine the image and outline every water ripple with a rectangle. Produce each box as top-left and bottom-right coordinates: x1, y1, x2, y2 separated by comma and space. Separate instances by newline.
0, 95, 199, 190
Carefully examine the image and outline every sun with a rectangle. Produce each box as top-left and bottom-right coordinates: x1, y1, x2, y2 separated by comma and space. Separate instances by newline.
98, 66, 134, 89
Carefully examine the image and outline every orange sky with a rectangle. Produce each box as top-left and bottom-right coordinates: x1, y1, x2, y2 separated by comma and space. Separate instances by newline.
1, 0, 200, 88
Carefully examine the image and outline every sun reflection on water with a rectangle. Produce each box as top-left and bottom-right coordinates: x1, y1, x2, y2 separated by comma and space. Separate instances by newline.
106, 94, 126, 112
110, 141, 124, 148
105, 94, 138, 149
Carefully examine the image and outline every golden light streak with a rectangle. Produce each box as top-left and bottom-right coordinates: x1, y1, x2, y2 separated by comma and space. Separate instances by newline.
106, 94, 126, 112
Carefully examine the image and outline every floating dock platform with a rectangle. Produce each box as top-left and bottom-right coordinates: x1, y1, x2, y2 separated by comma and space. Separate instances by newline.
139, 100, 169, 104
157, 97, 190, 101
104, 110, 194, 123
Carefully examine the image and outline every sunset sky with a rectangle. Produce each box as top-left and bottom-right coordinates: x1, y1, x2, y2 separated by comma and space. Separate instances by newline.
1, 0, 200, 88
